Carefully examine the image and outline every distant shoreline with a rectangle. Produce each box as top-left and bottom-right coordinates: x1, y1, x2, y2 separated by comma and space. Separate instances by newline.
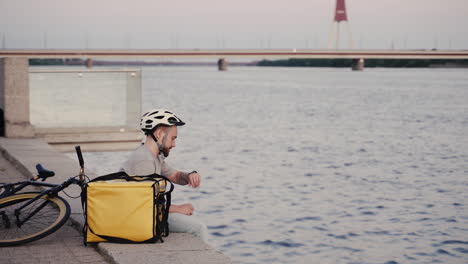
257, 58, 468, 68
29, 58, 468, 68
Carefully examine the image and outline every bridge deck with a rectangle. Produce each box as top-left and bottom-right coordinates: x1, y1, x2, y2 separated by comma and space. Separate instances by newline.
1, 49, 468, 59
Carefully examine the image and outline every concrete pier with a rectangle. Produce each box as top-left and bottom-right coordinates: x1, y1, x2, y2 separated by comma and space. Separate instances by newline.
0, 57, 35, 138
351, 58, 365, 71
0, 59, 143, 150
217, 58, 227, 71
85, 58, 94, 68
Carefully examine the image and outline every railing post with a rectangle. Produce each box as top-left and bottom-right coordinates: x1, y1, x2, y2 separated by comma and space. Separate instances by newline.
0, 57, 35, 137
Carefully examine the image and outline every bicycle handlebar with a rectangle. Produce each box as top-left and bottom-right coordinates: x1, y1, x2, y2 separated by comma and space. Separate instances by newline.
75, 146, 84, 169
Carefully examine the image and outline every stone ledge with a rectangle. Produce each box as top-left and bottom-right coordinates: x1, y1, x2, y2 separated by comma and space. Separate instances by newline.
34, 127, 143, 152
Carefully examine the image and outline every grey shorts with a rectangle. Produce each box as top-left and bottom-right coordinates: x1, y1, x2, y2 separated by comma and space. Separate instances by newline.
168, 213, 208, 242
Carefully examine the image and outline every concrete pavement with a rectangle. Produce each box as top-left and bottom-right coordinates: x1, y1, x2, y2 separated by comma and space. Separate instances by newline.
0, 137, 230, 264
0, 147, 109, 264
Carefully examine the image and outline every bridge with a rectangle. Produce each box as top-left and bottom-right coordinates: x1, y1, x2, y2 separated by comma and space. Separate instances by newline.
1, 49, 468, 59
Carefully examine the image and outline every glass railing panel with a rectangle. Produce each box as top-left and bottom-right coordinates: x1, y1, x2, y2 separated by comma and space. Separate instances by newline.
29, 68, 141, 129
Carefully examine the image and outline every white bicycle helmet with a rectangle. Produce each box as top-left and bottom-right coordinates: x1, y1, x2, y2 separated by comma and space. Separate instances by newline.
140, 109, 185, 134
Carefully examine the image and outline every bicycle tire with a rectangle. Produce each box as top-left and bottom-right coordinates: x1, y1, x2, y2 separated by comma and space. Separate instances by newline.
0, 192, 71, 247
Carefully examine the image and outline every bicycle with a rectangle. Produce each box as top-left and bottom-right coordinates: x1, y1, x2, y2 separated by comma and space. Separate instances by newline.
0, 146, 87, 247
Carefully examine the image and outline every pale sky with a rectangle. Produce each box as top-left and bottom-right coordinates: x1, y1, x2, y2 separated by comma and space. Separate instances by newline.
1, 0, 467, 50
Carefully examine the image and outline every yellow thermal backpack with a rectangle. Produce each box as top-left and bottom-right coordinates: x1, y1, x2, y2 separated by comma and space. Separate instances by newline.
81, 171, 173, 244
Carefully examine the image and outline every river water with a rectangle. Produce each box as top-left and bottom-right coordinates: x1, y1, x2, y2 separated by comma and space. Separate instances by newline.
74, 66, 468, 264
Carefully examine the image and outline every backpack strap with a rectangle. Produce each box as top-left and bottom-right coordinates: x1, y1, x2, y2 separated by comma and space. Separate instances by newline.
88, 171, 129, 182
88, 171, 175, 194
127, 174, 175, 194
87, 225, 160, 244
138, 174, 173, 236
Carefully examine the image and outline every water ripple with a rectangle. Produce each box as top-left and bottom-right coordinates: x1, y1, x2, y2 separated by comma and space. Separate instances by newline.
222, 240, 247, 248
453, 248, 468, 254
331, 246, 362, 253
327, 233, 348, 240
361, 211, 377, 215
212, 231, 241, 237
439, 240, 468, 245
208, 225, 229, 229
436, 249, 457, 257
365, 230, 391, 236
258, 240, 305, 248
295, 216, 322, 222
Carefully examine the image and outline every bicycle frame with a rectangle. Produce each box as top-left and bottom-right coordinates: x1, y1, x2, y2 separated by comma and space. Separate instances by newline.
0, 180, 60, 199
0, 177, 83, 227
0, 145, 88, 245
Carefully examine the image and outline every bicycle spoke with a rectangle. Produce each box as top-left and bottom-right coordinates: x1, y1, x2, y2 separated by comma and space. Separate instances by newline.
1, 199, 59, 239
0, 193, 70, 246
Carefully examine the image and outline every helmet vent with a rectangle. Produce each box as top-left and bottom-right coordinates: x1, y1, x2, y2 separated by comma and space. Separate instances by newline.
140, 108, 185, 132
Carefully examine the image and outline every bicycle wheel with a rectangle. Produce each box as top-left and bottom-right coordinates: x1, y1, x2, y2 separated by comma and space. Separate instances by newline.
0, 192, 71, 247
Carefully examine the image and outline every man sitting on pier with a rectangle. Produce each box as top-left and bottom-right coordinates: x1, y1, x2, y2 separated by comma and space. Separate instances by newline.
120, 108, 208, 242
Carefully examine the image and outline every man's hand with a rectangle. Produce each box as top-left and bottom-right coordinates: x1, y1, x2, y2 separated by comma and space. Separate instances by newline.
188, 172, 201, 188
170, 204, 194, 215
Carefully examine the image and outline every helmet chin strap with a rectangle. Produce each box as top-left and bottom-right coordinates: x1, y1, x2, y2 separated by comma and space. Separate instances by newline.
149, 133, 161, 150
149, 126, 171, 154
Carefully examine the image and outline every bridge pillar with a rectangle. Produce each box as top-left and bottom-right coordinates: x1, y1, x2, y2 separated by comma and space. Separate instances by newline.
351, 58, 365, 71
85, 58, 94, 68
218, 58, 227, 71
0, 57, 35, 137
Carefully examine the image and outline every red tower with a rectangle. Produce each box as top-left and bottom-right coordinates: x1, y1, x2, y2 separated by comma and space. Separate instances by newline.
334, 0, 348, 22
328, 0, 354, 49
